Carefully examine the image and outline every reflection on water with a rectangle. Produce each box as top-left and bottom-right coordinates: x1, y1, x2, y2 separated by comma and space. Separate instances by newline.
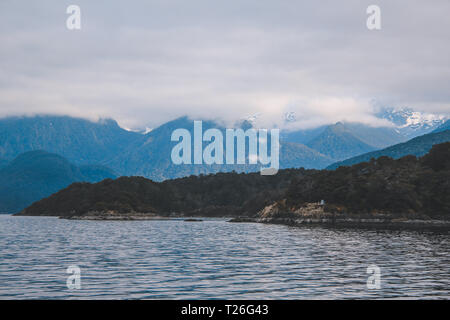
0, 215, 448, 299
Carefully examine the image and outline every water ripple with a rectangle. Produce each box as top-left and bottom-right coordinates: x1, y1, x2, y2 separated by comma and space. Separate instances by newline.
0, 215, 449, 299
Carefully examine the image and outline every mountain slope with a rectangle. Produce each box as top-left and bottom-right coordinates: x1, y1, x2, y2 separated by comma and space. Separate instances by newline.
106, 117, 334, 180
283, 122, 405, 150
107, 117, 242, 180
0, 150, 116, 213
433, 120, 450, 133
0, 158, 8, 169
341, 122, 406, 148
281, 126, 327, 145
0, 115, 142, 165
279, 142, 334, 169
327, 129, 450, 169
306, 122, 376, 161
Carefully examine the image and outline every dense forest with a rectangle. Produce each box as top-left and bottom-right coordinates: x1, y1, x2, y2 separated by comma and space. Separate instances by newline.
18, 142, 450, 219
18, 169, 303, 217
287, 142, 450, 217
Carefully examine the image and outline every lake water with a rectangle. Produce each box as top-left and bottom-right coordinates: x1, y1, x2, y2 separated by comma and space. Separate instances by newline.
0, 215, 448, 299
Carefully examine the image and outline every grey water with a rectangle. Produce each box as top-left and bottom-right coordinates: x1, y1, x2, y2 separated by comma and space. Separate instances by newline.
0, 215, 448, 299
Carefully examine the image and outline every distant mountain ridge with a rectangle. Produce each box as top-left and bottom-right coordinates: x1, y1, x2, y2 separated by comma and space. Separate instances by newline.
327, 129, 450, 169
0, 115, 142, 164
0, 115, 335, 180
282, 107, 446, 158
376, 107, 447, 138
305, 122, 376, 161
0, 112, 447, 181
283, 121, 406, 150
339, 122, 407, 149
0, 150, 116, 213
106, 117, 334, 180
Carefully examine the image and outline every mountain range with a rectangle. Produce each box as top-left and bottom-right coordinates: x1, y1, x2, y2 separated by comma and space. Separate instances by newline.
105, 117, 334, 180
283, 107, 447, 148
0, 108, 445, 181
1, 108, 449, 213
0, 108, 447, 180
0, 115, 336, 180
0, 115, 141, 165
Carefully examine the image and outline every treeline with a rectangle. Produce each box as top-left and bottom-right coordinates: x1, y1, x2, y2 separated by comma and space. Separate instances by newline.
18, 142, 450, 218
18, 169, 306, 217
287, 142, 450, 217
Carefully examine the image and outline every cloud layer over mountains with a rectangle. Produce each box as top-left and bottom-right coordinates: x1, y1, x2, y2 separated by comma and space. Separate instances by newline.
1, 0, 449, 129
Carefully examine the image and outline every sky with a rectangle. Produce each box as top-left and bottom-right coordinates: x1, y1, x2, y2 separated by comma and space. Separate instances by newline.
0, 0, 449, 130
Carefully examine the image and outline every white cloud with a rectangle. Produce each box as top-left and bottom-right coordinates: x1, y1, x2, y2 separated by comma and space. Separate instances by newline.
0, 0, 449, 130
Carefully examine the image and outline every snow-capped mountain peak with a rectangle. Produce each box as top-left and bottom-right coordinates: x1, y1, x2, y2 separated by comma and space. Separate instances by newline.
376, 107, 447, 139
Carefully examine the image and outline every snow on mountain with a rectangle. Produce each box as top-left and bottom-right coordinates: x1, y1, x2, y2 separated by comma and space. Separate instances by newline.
376, 107, 447, 139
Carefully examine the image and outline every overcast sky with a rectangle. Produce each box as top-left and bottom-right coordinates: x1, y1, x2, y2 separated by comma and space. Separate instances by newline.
0, 0, 449, 130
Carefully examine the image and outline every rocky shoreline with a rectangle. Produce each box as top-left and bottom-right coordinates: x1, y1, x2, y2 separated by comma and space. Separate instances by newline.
229, 201, 450, 231
57, 207, 450, 231
16, 202, 450, 231
62, 214, 170, 221
229, 216, 450, 231
58, 212, 209, 221
47, 210, 211, 222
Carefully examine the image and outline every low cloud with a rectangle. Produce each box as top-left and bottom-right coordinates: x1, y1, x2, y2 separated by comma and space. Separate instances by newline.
0, 0, 449, 130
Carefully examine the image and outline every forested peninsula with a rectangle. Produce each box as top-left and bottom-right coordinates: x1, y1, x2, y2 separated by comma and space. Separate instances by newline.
16, 142, 450, 230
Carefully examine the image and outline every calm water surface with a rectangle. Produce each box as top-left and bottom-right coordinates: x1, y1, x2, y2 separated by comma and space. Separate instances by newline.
0, 215, 448, 299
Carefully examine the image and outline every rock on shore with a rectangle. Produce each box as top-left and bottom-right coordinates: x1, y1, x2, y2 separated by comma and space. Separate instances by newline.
229, 200, 450, 231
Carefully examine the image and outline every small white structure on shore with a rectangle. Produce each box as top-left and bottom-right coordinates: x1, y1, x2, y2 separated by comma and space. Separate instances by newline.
319, 200, 325, 206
